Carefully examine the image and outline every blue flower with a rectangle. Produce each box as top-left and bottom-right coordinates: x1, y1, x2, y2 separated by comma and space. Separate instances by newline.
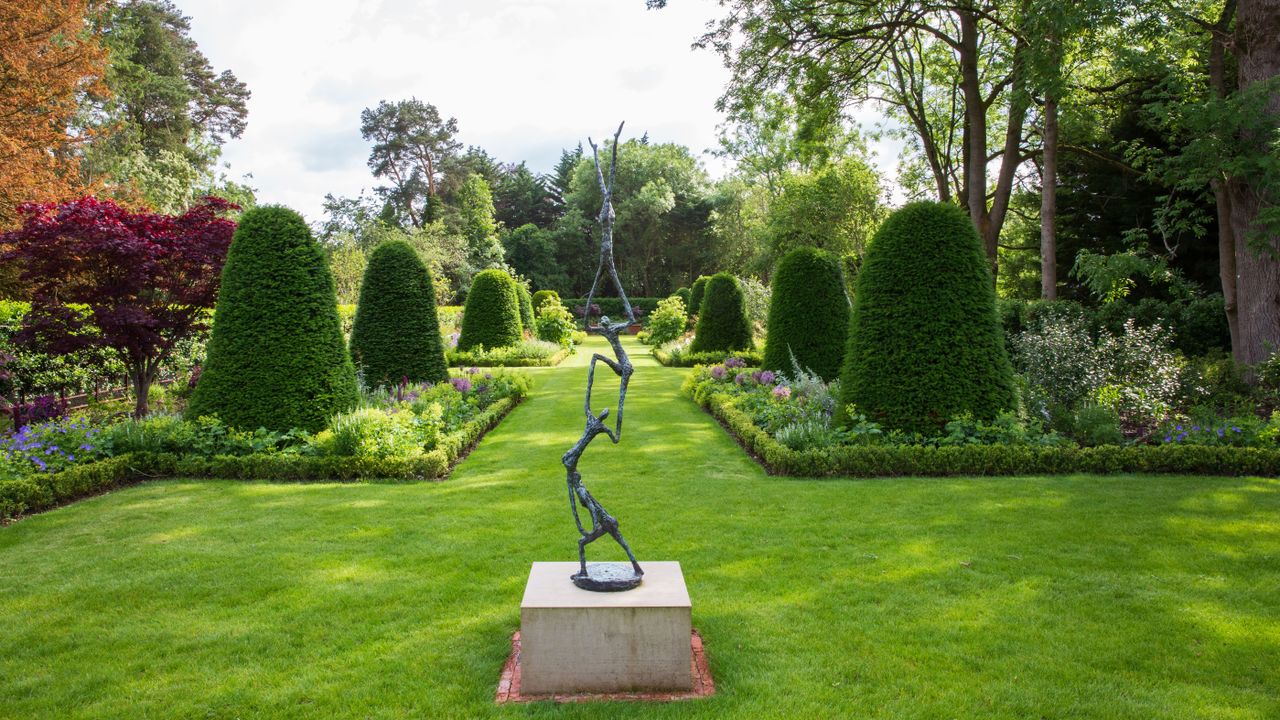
1163, 436, 1172, 443
1233, 426, 1242, 433
1217, 428, 1224, 438
1176, 425, 1183, 431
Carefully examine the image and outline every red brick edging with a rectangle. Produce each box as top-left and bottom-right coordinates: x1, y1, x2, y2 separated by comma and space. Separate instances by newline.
495, 629, 715, 703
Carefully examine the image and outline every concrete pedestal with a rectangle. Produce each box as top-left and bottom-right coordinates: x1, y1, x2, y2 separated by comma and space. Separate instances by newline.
519, 561, 692, 694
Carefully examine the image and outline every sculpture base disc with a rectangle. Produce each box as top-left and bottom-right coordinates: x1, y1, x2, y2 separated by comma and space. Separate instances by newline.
571, 562, 643, 592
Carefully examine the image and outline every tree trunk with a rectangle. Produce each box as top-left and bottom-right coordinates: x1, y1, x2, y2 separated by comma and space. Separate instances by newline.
1228, 0, 1280, 369
1041, 95, 1059, 300
958, 10, 994, 275
1209, 0, 1242, 355
131, 364, 152, 418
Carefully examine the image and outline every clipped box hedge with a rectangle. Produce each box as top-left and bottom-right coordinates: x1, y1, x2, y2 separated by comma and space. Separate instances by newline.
689, 388, 1280, 478
0, 396, 520, 521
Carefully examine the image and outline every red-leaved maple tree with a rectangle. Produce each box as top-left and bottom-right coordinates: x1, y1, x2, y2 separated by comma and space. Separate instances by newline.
1, 196, 238, 416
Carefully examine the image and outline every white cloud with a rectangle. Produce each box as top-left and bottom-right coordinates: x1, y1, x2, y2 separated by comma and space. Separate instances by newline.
178, 0, 905, 220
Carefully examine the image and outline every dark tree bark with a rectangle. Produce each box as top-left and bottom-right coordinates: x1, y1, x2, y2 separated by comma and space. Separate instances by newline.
1228, 0, 1280, 368
1040, 95, 1058, 300
1208, 0, 1242, 354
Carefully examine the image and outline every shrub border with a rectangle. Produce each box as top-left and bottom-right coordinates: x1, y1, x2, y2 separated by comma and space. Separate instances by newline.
0, 396, 521, 522
446, 347, 571, 368
688, 387, 1280, 478
653, 347, 764, 368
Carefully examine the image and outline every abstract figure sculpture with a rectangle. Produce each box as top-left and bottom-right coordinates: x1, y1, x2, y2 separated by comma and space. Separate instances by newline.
560, 122, 644, 592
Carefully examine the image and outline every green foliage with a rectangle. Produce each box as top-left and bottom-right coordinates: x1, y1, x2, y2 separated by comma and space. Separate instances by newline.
765, 157, 882, 264
515, 282, 534, 333
447, 340, 570, 368
686, 382, 1280, 478
839, 201, 1016, 434
689, 275, 711, 314
674, 287, 692, 308
531, 289, 560, 312
533, 299, 577, 347
456, 269, 522, 351
504, 225, 568, 293
348, 240, 449, 387
454, 173, 505, 269
1068, 405, 1125, 448
187, 206, 359, 432
653, 344, 763, 368
646, 296, 688, 347
763, 247, 849, 381
690, 273, 753, 353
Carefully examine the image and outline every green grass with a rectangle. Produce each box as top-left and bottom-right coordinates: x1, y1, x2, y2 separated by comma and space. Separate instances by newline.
2, 337, 1279, 719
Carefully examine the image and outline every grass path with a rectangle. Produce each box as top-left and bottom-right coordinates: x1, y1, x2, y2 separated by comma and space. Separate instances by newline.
2, 337, 1279, 718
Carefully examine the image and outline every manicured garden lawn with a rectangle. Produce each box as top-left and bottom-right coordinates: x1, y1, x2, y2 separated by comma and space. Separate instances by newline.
2, 337, 1278, 719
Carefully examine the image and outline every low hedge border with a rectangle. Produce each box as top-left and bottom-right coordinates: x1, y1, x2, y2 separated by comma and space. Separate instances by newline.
446, 347, 571, 368
653, 347, 764, 368
0, 396, 520, 522
690, 389, 1280, 478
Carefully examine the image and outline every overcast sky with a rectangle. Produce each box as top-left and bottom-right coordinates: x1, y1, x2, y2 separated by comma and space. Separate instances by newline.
179, 0, 898, 222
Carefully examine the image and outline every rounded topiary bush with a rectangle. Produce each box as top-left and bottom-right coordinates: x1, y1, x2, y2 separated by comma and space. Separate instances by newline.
674, 286, 691, 308
689, 275, 711, 315
348, 239, 449, 387
689, 273, 752, 353
457, 269, 523, 350
838, 201, 1016, 434
188, 206, 359, 432
515, 282, 534, 334
763, 247, 849, 381
531, 289, 560, 312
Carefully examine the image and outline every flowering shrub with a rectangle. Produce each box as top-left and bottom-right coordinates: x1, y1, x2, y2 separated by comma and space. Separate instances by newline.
533, 299, 578, 347
447, 339, 569, 367
1152, 413, 1280, 448
645, 295, 688, 347
0, 417, 104, 478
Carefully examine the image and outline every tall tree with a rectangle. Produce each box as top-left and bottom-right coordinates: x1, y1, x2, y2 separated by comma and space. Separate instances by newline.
0, 0, 106, 228
360, 98, 460, 228
656, 0, 1033, 275
81, 0, 250, 211
453, 173, 504, 270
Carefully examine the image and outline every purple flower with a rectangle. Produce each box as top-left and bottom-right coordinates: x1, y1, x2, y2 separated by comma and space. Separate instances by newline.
759, 370, 776, 385
1163, 435, 1172, 443
448, 332, 460, 348
451, 377, 473, 393
485, 373, 493, 380
734, 372, 748, 385
773, 385, 792, 400
1233, 426, 1241, 433
467, 366, 480, 375
725, 357, 746, 369
710, 366, 727, 380
1217, 428, 1224, 438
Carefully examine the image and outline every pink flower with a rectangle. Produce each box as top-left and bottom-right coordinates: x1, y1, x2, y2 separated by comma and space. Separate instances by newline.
772, 385, 792, 400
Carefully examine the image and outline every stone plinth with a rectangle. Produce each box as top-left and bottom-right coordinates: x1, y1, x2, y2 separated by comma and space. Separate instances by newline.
519, 561, 692, 694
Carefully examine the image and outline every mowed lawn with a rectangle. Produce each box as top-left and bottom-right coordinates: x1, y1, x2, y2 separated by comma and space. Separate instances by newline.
2, 337, 1278, 719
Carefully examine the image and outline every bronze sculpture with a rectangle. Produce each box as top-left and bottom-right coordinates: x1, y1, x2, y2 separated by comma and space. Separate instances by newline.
560, 122, 643, 592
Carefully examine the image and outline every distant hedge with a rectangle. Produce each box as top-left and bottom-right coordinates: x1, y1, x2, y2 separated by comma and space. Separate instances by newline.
515, 282, 535, 334
563, 296, 663, 319
839, 201, 1015, 434
348, 240, 449, 387
997, 295, 1230, 357
188, 206, 358, 433
457, 269, 523, 351
690, 273, 753, 353
763, 247, 849, 381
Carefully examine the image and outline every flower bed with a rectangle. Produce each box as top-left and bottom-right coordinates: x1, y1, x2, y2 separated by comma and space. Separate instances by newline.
682, 362, 1280, 477
0, 369, 530, 521
446, 340, 572, 367
652, 337, 762, 368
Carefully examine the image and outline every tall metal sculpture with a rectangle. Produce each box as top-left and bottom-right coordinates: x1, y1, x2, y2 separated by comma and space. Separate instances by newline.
561, 122, 643, 592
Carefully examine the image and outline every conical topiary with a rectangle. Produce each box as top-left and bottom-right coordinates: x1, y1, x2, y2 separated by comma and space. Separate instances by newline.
457, 269, 523, 350
763, 247, 849, 381
349, 239, 449, 387
188, 206, 359, 432
689, 275, 711, 315
689, 272, 753, 353
515, 281, 534, 334
838, 201, 1016, 434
